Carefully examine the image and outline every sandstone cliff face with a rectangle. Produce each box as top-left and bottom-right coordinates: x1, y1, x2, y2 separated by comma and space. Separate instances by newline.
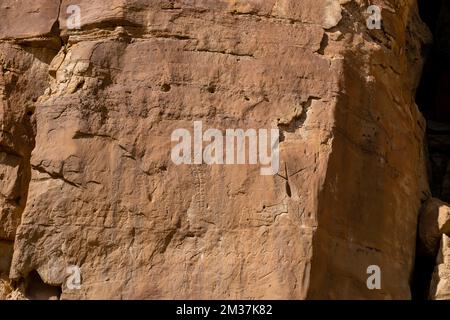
0, 0, 440, 299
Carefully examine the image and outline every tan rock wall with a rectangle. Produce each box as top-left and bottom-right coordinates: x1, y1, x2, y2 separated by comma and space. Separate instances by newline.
0, 0, 433, 299
309, 1, 431, 299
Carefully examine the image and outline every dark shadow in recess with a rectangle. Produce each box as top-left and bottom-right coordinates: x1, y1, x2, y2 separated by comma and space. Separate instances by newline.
412, 0, 449, 300
24, 270, 61, 300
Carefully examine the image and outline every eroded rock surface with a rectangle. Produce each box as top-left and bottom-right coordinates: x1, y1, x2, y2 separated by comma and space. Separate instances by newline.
0, 0, 435, 299
418, 198, 450, 300
429, 234, 450, 300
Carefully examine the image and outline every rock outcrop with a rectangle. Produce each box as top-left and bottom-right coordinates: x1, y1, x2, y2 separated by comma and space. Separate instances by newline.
0, 0, 442, 299
429, 234, 450, 300
417, 198, 450, 300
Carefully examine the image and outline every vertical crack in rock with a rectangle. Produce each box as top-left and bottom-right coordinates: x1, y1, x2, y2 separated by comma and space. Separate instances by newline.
413, 0, 450, 300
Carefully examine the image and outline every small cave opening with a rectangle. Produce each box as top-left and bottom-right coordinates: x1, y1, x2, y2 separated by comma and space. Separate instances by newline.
412, 0, 450, 300
24, 270, 61, 300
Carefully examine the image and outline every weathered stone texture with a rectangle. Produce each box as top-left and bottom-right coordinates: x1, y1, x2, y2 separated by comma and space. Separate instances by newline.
0, 0, 437, 299
429, 234, 450, 300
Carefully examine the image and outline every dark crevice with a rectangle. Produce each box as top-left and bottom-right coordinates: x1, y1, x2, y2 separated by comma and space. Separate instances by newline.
24, 270, 61, 300
412, 0, 449, 300
411, 222, 437, 300
316, 33, 329, 55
